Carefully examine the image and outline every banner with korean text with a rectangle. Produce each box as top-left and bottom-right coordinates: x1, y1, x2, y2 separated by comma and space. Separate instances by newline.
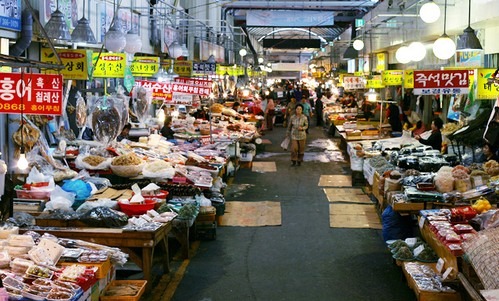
41, 48, 92, 80
476, 68, 499, 99
135, 80, 212, 103
0, 73, 63, 115
413, 70, 469, 95
130, 56, 159, 77
91, 53, 126, 78
382, 70, 403, 86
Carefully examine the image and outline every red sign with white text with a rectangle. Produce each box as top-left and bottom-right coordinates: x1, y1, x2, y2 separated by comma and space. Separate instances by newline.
135, 80, 212, 101
0, 73, 63, 115
413, 70, 469, 95
175, 77, 213, 88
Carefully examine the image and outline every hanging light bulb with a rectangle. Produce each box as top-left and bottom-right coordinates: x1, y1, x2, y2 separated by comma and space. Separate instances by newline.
396, 46, 411, 64
353, 39, 364, 51
124, 29, 142, 55
258, 57, 264, 64
432, 0, 455, 60
420, 0, 440, 24
408, 41, 426, 62
239, 49, 247, 57
104, 22, 126, 52
169, 41, 183, 59
17, 149, 28, 170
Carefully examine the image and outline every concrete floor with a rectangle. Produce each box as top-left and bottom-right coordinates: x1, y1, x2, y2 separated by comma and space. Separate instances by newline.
164, 121, 416, 301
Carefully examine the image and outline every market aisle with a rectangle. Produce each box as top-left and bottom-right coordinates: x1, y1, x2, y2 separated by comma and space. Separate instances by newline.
169, 122, 416, 301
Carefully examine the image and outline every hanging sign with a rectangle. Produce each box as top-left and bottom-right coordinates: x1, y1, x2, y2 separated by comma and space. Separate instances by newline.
135, 80, 212, 102
455, 51, 482, 68
376, 53, 386, 72
413, 70, 469, 95
130, 56, 159, 77
476, 68, 499, 99
0, 73, 63, 115
170, 60, 193, 77
171, 93, 193, 105
91, 53, 126, 78
175, 77, 213, 88
41, 48, 91, 80
0, 0, 21, 31
404, 70, 414, 89
382, 70, 403, 86
192, 62, 216, 76
365, 75, 385, 88
343, 76, 365, 90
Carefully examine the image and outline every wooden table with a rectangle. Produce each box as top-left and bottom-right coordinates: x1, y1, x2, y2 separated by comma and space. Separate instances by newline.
22, 223, 171, 290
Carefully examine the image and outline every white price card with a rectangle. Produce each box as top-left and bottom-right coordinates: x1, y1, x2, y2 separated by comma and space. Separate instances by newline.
419, 216, 426, 229
436, 258, 445, 273
413, 245, 425, 257
405, 237, 417, 248
442, 267, 453, 280
473, 176, 483, 187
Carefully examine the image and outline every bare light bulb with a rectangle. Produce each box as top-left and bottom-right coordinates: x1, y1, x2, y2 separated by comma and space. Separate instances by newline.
17, 153, 29, 170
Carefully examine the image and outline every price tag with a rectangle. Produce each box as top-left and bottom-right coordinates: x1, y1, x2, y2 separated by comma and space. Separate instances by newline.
405, 237, 417, 248
473, 176, 483, 187
436, 258, 445, 273
419, 216, 426, 229
413, 245, 425, 257
442, 267, 453, 280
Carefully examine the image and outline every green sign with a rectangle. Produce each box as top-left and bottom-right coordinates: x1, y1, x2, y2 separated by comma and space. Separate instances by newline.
355, 19, 365, 28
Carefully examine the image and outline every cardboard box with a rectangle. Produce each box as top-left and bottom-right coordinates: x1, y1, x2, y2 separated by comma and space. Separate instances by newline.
100, 280, 147, 301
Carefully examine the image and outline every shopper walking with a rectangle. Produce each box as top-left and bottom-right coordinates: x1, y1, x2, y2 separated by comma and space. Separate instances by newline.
315, 96, 323, 126
287, 104, 308, 166
265, 95, 275, 131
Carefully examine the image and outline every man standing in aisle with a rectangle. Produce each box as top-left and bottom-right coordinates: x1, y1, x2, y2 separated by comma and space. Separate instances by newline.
284, 97, 297, 127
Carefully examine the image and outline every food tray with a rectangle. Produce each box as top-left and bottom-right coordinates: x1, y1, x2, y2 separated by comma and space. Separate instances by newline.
100, 280, 147, 301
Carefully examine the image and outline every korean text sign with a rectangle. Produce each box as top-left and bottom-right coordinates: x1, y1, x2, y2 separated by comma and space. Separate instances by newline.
135, 80, 212, 102
413, 70, 469, 95
41, 48, 91, 80
0, 73, 63, 115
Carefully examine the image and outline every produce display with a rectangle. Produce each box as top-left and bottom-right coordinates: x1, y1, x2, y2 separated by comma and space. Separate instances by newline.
404, 262, 456, 293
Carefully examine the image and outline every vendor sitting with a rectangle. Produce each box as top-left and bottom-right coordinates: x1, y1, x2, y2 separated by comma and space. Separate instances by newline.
403, 106, 425, 136
160, 117, 175, 140
415, 117, 443, 151
482, 141, 498, 162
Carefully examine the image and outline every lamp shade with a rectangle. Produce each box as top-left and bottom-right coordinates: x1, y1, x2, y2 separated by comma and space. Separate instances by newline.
353, 39, 364, 51
408, 41, 426, 62
456, 27, 483, 51
395, 46, 411, 64
433, 34, 456, 59
258, 57, 264, 64
44, 10, 71, 40
343, 46, 358, 60
104, 23, 126, 52
169, 41, 183, 59
181, 44, 189, 57
420, 1, 440, 24
239, 49, 247, 57
124, 30, 142, 55
71, 17, 97, 43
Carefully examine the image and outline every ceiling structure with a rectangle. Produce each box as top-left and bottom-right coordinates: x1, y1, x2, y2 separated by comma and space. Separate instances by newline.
221, 0, 381, 67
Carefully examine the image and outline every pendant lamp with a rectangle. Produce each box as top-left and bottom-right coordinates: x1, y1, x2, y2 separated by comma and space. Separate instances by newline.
456, 0, 482, 51
432, 0, 455, 60
71, 0, 97, 43
124, 1, 142, 55
169, 41, 183, 59
44, 0, 71, 41
419, 0, 440, 24
353, 39, 364, 51
396, 46, 411, 64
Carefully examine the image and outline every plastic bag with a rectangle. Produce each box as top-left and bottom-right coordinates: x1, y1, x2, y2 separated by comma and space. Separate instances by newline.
280, 136, 290, 151
45, 185, 76, 211
142, 160, 175, 179
61, 179, 92, 200
80, 207, 128, 228
76, 199, 118, 214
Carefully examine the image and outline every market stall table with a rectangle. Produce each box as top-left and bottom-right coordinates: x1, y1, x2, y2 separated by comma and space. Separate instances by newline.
21, 223, 171, 291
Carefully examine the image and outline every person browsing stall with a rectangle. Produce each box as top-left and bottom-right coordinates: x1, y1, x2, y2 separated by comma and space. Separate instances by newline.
160, 117, 175, 140
415, 117, 444, 151
482, 142, 498, 162
287, 104, 308, 166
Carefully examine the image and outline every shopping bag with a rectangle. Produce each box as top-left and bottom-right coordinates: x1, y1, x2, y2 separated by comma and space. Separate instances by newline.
280, 136, 290, 150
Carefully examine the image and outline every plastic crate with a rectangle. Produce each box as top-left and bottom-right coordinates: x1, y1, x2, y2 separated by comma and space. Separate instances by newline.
195, 221, 217, 240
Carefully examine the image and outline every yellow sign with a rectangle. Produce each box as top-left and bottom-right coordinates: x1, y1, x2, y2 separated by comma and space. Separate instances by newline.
130, 56, 159, 76
382, 70, 403, 86
365, 75, 384, 88
41, 48, 91, 80
404, 70, 414, 89
354, 71, 364, 77
476, 68, 499, 99
165, 60, 193, 77
91, 53, 126, 78
376, 53, 386, 72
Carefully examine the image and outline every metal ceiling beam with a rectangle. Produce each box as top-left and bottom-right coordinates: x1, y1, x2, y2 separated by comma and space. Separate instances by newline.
221, 1, 377, 10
